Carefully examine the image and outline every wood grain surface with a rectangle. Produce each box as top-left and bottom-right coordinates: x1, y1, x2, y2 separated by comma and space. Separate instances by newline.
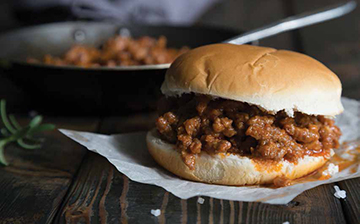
338, 179, 360, 224
1, 115, 356, 224
52, 153, 348, 224
0, 117, 99, 224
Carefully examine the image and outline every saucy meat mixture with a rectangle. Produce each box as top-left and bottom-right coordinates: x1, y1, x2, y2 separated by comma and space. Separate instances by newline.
156, 94, 341, 169
27, 35, 189, 67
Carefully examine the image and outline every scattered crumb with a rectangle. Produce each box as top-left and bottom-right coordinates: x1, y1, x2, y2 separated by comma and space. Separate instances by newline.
334, 185, 347, 199
282, 222, 290, 224
322, 163, 339, 176
151, 209, 161, 217
197, 197, 205, 204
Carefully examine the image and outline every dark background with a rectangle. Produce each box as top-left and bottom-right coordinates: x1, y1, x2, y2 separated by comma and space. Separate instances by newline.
1, 0, 359, 112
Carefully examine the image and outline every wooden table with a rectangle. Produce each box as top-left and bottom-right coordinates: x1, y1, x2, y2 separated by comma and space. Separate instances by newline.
0, 113, 359, 224
1, 1, 360, 223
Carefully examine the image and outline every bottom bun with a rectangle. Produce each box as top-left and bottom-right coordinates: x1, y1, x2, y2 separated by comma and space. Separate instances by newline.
146, 129, 331, 186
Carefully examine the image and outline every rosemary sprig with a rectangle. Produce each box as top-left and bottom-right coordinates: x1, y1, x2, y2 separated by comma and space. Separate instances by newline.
0, 100, 55, 166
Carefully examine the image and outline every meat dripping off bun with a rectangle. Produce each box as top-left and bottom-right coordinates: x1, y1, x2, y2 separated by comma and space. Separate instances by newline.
147, 44, 343, 186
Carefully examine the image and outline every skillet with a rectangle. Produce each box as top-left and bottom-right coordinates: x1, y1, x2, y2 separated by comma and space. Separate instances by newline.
0, 1, 355, 115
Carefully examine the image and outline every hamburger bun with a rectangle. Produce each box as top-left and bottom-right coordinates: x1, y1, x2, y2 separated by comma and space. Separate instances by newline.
161, 44, 343, 117
147, 129, 330, 185
148, 44, 342, 186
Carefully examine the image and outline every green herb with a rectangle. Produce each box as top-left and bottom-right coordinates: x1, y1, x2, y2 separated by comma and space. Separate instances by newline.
0, 100, 55, 166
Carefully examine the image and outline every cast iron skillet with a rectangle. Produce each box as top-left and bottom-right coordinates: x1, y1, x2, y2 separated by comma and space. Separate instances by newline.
0, 1, 355, 115
0, 23, 239, 115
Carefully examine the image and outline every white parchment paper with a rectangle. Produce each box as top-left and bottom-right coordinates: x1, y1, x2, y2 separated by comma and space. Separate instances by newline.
60, 97, 360, 204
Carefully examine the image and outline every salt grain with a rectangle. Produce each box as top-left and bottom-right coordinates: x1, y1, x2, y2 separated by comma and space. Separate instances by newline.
333, 185, 347, 199
322, 163, 339, 176
151, 209, 161, 217
197, 197, 205, 204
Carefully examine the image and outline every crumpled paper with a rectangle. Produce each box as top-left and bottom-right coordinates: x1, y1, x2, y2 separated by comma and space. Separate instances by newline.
60, 97, 360, 204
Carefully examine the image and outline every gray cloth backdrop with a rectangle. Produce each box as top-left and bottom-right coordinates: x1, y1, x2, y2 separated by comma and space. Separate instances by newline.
13, 0, 219, 25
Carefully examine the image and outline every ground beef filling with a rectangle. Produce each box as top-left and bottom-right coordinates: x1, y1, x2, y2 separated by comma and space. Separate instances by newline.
156, 95, 341, 170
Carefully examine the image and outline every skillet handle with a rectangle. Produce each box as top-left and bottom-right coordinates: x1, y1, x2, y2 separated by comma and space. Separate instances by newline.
224, 0, 356, 45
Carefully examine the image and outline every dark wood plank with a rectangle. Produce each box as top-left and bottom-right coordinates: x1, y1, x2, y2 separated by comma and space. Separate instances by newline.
338, 178, 360, 224
54, 154, 347, 224
53, 151, 171, 224
0, 117, 100, 224
237, 185, 345, 224
54, 115, 348, 223
54, 152, 116, 224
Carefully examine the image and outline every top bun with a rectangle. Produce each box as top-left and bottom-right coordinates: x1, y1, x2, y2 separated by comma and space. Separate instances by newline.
161, 44, 343, 116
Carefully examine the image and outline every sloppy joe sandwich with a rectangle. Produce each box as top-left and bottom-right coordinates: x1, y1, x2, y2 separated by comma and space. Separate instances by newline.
147, 44, 343, 186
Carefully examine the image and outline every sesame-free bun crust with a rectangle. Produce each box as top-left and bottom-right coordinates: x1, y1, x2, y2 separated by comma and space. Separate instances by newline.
161, 44, 343, 116
147, 129, 329, 186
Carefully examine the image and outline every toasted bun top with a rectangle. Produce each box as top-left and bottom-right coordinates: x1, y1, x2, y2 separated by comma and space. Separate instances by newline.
161, 44, 343, 116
